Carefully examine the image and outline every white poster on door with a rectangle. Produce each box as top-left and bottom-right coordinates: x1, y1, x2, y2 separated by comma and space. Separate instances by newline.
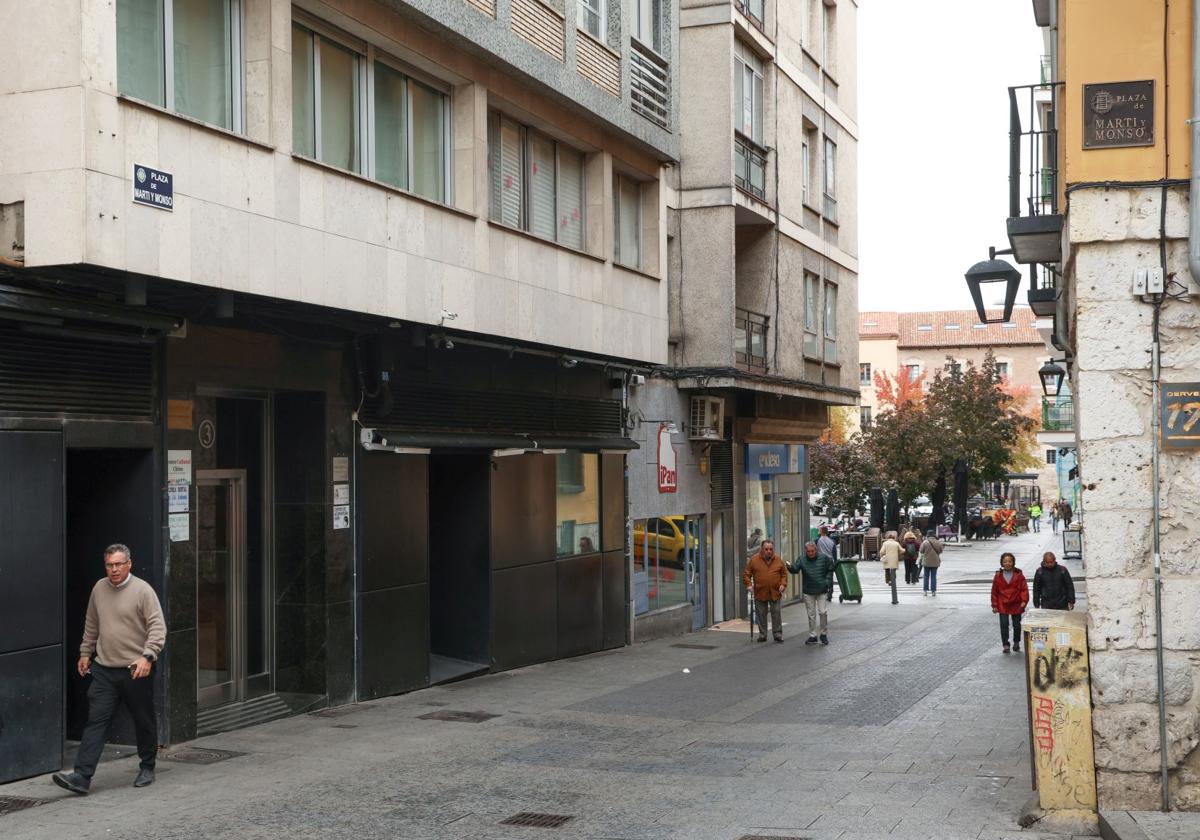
332, 504, 350, 530
168, 512, 190, 542
167, 450, 192, 484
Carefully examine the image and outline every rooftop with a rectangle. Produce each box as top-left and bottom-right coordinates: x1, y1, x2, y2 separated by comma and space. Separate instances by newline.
858, 308, 1042, 348
858, 312, 899, 338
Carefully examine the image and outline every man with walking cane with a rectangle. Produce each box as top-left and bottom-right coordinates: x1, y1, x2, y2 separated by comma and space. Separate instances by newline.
743, 540, 788, 643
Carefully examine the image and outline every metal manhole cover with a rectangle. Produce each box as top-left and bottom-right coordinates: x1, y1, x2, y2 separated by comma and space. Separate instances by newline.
670, 643, 718, 650
162, 747, 245, 765
501, 812, 574, 828
418, 709, 499, 723
310, 704, 372, 718
0, 796, 47, 816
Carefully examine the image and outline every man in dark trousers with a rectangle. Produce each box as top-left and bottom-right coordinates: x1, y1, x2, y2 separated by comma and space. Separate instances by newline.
1033, 551, 1076, 611
743, 539, 788, 643
53, 544, 166, 795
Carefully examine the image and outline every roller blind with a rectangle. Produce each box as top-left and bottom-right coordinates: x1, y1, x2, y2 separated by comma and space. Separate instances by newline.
498, 116, 523, 229
528, 132, 557, 240
557, 147, 584, 249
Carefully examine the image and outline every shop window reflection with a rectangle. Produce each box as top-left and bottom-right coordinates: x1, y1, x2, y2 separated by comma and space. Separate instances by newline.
633, 515, 704, 614
556, 451, 600, 555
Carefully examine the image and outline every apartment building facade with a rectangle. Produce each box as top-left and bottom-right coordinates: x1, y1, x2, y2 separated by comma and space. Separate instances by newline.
624, 0, 859, 636
0, 0, 681, 783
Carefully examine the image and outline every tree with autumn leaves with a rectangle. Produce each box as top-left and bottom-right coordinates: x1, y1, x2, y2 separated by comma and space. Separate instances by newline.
810, 351, 1036, 514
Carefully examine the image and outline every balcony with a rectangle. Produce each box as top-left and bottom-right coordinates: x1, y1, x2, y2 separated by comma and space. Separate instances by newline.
734, 134, 767, 201
1005, 82, 1064, 264
734, 0, 765, 30
735, 307, 769, 370
1042, 395, 1074, 432
631, 39, 669, 128
1027, 262, 1059, 316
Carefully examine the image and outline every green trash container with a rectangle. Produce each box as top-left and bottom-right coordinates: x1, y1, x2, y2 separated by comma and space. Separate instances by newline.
835, 559, 862, 603
809, 526, 819, 542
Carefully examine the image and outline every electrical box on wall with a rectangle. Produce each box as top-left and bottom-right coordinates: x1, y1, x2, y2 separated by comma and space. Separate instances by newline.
1133, 267, 1164, 295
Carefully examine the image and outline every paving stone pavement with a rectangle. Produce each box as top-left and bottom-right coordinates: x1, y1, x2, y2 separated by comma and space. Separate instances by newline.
2, 529, 1102, 839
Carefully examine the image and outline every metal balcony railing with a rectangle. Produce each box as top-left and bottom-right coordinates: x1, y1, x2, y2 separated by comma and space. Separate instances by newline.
1042, 396, 1075, 432
1010, 82, 1061, 218
734, 134, 767, 201
735, 0, 765, 29
735, 308, 769, 370
631, 40, 670, 128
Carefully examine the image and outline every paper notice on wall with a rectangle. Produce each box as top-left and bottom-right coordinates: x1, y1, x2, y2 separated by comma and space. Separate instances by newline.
168, 483, 189, 513
332, 456, 349, 482
169, 512, 190, 542
333, 505, 350, 530
167, 450, 192, 484
333, 484, 350, 505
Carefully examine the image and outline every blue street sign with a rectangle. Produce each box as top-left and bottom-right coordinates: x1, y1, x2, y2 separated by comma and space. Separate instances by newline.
132, 164, 173, 211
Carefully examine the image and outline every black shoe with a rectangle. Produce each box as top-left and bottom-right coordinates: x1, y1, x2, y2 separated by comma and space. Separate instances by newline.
820, 634, 829, 645
756, 636, 767, 643
52, 771, 90, 795
1012, 643, 1021, 653
773, 636, 783, 643
805, 636, 819, 645
133, 768, 155, 788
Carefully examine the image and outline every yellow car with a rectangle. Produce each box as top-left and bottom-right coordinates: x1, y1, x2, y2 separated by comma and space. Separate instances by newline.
633, 516, 700, 568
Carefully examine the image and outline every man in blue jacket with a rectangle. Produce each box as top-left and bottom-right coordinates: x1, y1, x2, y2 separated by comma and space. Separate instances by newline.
796, 541, 835, 645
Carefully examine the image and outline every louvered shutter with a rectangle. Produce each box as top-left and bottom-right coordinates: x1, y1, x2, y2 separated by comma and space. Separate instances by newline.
556, 147, 584, 249
499, 116, 523, 228
528, 132, 556, 240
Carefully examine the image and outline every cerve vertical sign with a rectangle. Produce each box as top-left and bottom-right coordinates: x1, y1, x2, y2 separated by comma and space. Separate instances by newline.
1162, 382, 1200, 448
132, 164, 174, 210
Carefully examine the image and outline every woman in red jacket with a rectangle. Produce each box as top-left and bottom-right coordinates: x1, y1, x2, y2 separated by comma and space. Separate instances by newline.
990, 552, 1029, 654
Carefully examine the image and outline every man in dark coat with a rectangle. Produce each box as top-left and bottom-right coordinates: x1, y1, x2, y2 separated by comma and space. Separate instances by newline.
1033, 551, 1076, 610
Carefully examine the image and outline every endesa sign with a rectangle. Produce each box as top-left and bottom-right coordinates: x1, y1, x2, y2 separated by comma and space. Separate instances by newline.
745, 443, 805, 475
657, 424, 677, 493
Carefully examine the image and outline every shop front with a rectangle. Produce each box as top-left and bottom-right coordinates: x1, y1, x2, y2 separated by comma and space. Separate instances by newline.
744, 443, 809, 604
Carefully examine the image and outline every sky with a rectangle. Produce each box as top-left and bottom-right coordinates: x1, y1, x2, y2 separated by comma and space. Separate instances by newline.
857, 1, 1046, 313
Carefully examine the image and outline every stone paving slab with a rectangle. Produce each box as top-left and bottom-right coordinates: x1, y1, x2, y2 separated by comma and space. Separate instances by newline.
1100, 809, 1200, 840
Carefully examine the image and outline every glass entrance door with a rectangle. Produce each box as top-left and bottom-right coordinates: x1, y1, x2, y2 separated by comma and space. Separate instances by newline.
778, 496, 804, 601
197, 470, 247, 709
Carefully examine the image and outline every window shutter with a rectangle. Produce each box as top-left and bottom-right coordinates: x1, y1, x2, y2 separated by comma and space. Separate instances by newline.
557, 147, 584, 249
618, 177, 640, 269
488, 113, 501, 222
734, 59, 744, 135
528, 132, 557, 240
498, 116, 523, 228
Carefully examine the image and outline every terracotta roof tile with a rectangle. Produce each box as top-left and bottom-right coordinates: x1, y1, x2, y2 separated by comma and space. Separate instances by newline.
859, 311, 898, 337
894, 308, 1042, 348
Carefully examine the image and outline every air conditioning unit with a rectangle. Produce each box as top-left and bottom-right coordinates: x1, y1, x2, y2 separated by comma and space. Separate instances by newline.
689, 396, 725, 440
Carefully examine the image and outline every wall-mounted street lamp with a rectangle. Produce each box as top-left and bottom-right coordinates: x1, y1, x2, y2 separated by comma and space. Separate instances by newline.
964, 246, 1022, 323
1038, 358, 1067, 397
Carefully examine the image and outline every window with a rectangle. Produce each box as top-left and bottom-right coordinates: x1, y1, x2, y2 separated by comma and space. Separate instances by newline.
949, 361, 963, 376
801, 132, 811, 205
803, 273, 819, 356
613, 173, 642, 268
117, 0, 242, 131
995, 362, 1010, 379
737, 0, 765, 27
1046, 449, 1057, 464
488, 113, 586, 250
944, 323, 960, 330
859, 362, 871, 384
823, 280, 837, 362
823, 137, 837, 219
578, 0, 604, 39
916, 324, 932, 332
735, 308, 769, 369
972, 323, 988, 330
1002, 322, 1017, 328
860, 406, 872, 428
293, 20, 449, 198
633, 514, 704, 614
734, 41, 765, 145
557, 452, 600, 556
822, 0, 837, 72
906, 364, 921, 382
633, 0, 662, 52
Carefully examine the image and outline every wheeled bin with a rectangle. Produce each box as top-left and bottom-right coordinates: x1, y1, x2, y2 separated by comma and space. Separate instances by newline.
835, 558, 863, 603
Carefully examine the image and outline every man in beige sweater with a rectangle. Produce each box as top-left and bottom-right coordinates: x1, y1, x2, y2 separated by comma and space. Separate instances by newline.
53, 544, 166, 795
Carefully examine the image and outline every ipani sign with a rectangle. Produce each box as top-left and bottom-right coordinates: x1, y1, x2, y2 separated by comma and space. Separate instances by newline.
132, 164, 174, 210
1082, 80, 1154, 148
657, 424, 677, 493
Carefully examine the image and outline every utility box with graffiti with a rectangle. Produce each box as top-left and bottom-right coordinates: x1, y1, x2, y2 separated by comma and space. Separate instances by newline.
1023, 608, 1097, 818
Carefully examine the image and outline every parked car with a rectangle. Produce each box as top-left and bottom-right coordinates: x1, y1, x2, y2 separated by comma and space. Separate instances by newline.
633, 516, 699, 568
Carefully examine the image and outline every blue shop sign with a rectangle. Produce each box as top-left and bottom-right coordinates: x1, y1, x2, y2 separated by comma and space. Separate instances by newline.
745, 444, 805, 475
132, 164, 173, 211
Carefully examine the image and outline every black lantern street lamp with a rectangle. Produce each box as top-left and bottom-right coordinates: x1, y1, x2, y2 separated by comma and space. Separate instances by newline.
1038, 358, 1066, 397
964, 247, 1022, 324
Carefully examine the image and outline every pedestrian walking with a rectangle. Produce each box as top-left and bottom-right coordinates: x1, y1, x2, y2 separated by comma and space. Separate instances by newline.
816, 525, 837, 564
1049, 503, 1059, 534
919, 528, 944, 596
880, 530, 902, 605
990, 552, 1028, 654
796, 541, 834, 645
901, 527, 921, 585
1033, 551, 1076, 610
1058, 499, 1074, 528
53, 544, 166, 795
1029, 502, 1042, 533
743, 539, 788, 643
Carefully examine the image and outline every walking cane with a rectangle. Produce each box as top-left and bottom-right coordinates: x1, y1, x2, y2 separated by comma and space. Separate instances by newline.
748, 586, 756, 641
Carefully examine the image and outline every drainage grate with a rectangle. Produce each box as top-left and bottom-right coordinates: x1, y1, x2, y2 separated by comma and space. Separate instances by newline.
162, 747, 245, 765
332, 724, 358, 729
501, 812, 574, 828
310, 704, 372, 718
670, 643, 718, 650
418, 709, 499, 723
0, 796, 47, 816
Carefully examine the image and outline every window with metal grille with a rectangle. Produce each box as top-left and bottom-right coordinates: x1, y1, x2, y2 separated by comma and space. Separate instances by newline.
735, 308, 769, 370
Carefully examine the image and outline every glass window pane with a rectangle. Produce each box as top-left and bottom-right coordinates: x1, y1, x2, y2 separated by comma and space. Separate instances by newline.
579, 0, 602, 38
173, 0, 232, 128
557, 452, 599, 556
319, 37, 360, 172
733, 59, 743, 134
373, 62, 407, 190
409, 79, 445, 201
498, 116, 523, 228
117, 0, 165, 106
556, 147, 584, 249
752, 73, 763, 142
528, 132, 557, 240
618, 177, 640, 268
824, 138, 836, 194
292, 25, 315, 157
804, 274, 818, 331
824, 283, 837, 338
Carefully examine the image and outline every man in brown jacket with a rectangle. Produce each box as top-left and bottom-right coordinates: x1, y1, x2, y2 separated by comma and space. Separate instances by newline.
743, 539, 788, 643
